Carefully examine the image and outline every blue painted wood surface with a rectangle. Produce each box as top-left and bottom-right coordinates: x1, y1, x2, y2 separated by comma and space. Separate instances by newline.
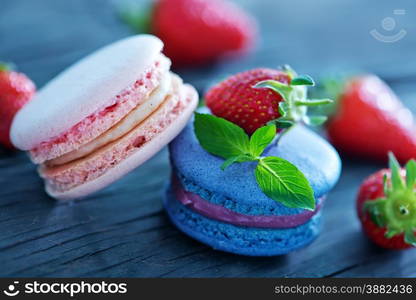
1, 0, 416, 277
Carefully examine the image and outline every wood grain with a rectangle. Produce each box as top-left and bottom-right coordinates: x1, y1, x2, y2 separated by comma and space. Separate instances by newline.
1, 0, 416, 277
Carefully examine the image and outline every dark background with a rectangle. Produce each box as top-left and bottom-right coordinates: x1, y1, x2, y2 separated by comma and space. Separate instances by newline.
0, 0, 416, 277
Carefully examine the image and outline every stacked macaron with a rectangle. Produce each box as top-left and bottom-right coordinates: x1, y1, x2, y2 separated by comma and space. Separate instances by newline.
11, 35, 198, 200
164, 67, 341, 256
166, 121, 341, 256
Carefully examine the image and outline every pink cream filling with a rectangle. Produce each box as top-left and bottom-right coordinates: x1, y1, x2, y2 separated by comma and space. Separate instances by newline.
172, 176, 323, 229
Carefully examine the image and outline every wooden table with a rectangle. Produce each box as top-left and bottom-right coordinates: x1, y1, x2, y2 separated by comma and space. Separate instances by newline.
1, 0, 416, 277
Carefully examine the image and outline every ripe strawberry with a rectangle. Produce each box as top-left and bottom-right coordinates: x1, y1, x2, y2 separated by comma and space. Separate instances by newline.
325, 75, 416, 164
206, 67, 332, 134
0, 63, 36, 149
357, 153, 416, 249
151, 0, 256, 66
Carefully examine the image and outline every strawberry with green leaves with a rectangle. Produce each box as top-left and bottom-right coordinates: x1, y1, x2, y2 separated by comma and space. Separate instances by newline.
195, 66, 333, 210
0, 63, 36, 149
357, 153, 416, 249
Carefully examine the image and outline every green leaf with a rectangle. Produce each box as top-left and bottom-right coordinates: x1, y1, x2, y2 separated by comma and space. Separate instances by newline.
255, 157, 315, 210
194, 113, 250, 159
295, 99, 333, 107
291, 75, 315, 86
303, 115, 327, 126
388, 152, 404, 190
220, 154, 254, 170
405, 159, 416, 189
249, 124, 276, 157
404, 230, 416, 246
253, 80, 292, 102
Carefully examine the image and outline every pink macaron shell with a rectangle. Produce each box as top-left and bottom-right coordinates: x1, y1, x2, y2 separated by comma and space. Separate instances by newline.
29, 56, 170, 164
11, 35, 164, 152
41, 84, 198, 201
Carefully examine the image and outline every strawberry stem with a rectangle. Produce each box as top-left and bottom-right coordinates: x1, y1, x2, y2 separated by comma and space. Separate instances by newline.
272, 127, 290, 146
253, 65, 333, 130
364, 152, 416, 246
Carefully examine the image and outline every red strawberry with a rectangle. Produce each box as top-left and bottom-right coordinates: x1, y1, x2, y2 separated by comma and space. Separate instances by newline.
325, 75, 416, 164
206, 68, 289, 134
151, 0, 256, 66
0, 64, 36, 149
357, 153, 416, 249
206, 67, 332, 134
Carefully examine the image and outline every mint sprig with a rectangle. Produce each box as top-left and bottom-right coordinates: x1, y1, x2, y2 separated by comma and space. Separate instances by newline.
194, 113, 250, 158
194, 113, 315, 211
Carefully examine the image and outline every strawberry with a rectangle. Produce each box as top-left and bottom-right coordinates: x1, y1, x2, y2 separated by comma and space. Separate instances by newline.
0, 63, 36, 149
325, 75, 416, 164
357, 153, 416, 249
121, 0, 256, 66
205, 66, 332, 134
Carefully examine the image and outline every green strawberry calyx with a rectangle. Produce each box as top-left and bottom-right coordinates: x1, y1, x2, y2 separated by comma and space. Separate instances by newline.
253, 65, 333, 129
364, 152, 416, 246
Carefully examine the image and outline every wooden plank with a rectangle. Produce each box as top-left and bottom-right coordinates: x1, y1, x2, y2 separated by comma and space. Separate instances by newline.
1, 0, 416, 277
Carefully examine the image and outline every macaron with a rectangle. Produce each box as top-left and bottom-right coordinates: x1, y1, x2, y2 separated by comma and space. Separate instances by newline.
165, 115, 341, 256
11, 35, 198, 200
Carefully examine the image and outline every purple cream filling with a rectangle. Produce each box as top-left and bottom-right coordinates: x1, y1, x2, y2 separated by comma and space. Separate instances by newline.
172, 176, 323, 229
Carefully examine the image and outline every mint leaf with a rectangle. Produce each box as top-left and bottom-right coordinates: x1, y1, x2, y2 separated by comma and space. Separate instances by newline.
194, 113, 250, 159
269, 118, 294, 129
220, 154, 254, 170
255, 157, 315, 210
291, 75, 315, 86
249, 124, 276, 157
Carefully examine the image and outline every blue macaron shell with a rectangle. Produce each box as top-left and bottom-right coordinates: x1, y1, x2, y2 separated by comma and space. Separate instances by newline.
169, 117, 341, 216
164, 186, 322, 256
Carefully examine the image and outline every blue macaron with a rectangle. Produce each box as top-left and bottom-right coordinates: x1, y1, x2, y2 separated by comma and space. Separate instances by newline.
164, 117, 341, 256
